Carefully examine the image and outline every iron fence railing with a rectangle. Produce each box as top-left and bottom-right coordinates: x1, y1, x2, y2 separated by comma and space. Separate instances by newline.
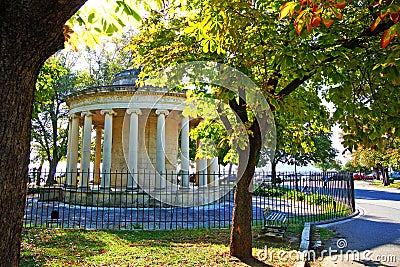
24, 170, 355, 230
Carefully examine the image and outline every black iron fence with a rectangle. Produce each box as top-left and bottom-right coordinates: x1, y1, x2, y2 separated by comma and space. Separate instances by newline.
24, 170, 355, 230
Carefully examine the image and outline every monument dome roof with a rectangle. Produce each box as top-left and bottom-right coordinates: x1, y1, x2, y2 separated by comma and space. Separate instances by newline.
112, 68, 142, 86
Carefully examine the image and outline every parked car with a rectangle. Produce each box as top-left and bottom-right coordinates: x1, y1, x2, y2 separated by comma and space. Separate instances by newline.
353, 173, 365, 180
390, 171, 400, 179
365, 173, 376, 179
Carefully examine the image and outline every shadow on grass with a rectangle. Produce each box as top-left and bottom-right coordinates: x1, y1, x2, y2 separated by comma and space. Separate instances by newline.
21, 228, 110, 266
21, 225, 302, 266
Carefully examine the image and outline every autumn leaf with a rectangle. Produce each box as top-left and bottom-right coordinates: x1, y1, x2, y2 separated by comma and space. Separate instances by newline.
334, 0, 346, 9
380, 27, 397, 49
98, 249, 108, 254
380, 11, 389, 20
311, 14, 321, 27
390, 12, 399, 23
322, 18, 334, 28
371, 16, 381, 32
279, 1, 297, 20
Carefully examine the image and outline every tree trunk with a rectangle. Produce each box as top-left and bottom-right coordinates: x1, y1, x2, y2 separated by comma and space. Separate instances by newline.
228, 162, 233, 177
382, 168, 389, 186
377, 164, 389, 186
373, 167, 380, 180
36, 162, 44, 186
46, 158, 58, 186
230, 122, 262, 259
0, 2, 85, 265
294, 161, 299, 191
271, 160, 277, 188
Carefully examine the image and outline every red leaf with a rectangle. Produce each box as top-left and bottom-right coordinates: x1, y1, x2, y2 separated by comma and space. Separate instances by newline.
381, 28, 396, 49
373, 1, 380, 7
371, 16, 381, 32
311, 14, 321, 26
334, 1, 346, 9
380, 11, 389, 20
323, 19, 334, 28
390, 13, 399, 23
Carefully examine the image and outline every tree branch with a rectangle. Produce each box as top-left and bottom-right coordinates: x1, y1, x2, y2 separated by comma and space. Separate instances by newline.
277, 72, 314, 98
339, 20, 395, 49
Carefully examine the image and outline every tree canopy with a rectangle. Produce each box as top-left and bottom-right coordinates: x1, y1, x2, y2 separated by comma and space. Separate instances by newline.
31, 56, 72, 183
126, 0, 399, 258
1, 0, 398, 264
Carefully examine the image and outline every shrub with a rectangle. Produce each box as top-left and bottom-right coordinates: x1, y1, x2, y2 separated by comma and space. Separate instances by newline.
285, 190, 306, 201
308, 194, 333, 205
27, 187, 41, 195
253, 186, 285, 197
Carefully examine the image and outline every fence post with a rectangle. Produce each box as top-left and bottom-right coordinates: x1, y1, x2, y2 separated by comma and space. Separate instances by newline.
350, 172, 356, 212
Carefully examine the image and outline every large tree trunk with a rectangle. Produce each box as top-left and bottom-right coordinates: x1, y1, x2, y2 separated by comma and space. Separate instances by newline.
0, 2, 85, 265
230, 122, 262, 259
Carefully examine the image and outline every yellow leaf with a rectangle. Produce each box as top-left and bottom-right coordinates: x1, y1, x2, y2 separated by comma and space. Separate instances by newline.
279, 1, 297, 20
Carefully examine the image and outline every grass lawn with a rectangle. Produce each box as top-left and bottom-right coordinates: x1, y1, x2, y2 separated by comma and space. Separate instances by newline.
369, 180, 400, 189
21, 225, 304, 266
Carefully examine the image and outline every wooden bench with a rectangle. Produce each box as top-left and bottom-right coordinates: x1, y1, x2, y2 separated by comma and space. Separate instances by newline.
260, 208, 288, 239
45, 210, 61, 227
45, 219, 62, 227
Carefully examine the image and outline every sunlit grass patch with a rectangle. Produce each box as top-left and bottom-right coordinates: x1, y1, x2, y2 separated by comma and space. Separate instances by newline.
369, 180, 400, 189
21, 225, 304, 266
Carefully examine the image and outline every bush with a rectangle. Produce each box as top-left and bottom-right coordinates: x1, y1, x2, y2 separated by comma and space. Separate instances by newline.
253, 186, 285, 197
285, 190, 306, 201
253, 186, 267, 196
309, 194, 333, 205
27, 187, 41, 195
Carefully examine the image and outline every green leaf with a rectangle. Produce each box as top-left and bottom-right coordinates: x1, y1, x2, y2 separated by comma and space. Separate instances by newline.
88, 13, 95, 24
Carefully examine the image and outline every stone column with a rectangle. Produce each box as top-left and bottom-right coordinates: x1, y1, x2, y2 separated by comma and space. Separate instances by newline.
93, 126, 103, 186
66, 114, 80, 188
65, 117, 72, 184
155, 109, 169, 189
100, 109, 115, 190
126, 108, 141, 190
208, 157, 219, 187
197, 157, 208, 187
180, 116, 190, 188
80, 111, 93, 188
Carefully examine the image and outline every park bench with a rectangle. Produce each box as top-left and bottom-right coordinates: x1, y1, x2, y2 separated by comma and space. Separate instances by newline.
45, 210, 61, 227
260, 208, 288, 239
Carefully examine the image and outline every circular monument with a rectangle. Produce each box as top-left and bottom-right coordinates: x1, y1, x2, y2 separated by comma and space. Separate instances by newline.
63, 69, 225, 207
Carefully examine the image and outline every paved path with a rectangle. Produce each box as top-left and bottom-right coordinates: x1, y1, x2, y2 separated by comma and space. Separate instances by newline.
317, 181, 400, 267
